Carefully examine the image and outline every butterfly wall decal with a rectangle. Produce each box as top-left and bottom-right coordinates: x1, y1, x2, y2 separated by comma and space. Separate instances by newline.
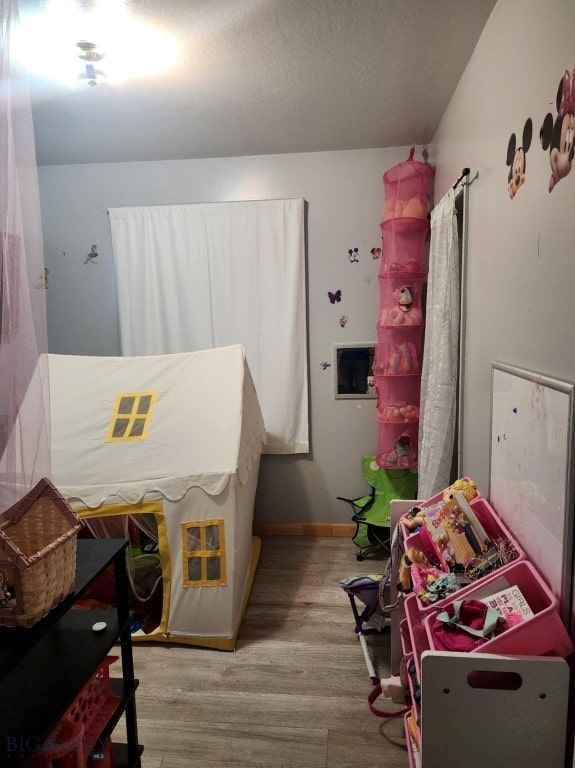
320, 361, 331, 370
328, 289, 342, 304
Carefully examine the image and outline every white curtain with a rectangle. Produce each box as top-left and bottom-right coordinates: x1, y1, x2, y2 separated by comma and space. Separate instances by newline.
418, 187, 460, 499
109, 198, 308, 454
0, 0, 50, 512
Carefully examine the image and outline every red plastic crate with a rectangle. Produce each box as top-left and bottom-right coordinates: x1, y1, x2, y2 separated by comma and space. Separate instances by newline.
32, 656, 120, 767
29, 720, 84, 768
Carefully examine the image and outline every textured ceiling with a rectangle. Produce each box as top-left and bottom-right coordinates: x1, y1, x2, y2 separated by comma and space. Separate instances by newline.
17, 0, 497, 166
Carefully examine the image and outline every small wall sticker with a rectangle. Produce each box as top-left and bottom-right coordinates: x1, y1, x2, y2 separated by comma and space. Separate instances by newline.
347, 248, 359, 263
339, 314, 348, 327
506, 118, 532, 199
370, 247, 381, 259
84, 245, 99, 265
34, 267, 49, 289
540, 68, 575, 192
320, 361, 331, 370
328, 289, 342, 304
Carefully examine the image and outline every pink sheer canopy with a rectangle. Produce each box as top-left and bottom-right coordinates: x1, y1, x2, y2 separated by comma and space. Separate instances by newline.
0, 0, 50, 511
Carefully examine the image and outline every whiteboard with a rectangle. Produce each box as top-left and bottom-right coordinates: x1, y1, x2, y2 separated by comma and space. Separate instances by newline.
490, 362, 575, 630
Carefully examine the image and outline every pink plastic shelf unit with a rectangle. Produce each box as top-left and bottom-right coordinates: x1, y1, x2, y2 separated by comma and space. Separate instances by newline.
423, 559, 574, 658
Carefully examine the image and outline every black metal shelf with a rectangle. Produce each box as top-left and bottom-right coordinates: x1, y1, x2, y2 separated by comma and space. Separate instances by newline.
113, 742, 145, 768
0, 539, 142, 767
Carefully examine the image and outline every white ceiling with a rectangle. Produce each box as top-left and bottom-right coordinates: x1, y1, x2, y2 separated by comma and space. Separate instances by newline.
17, 0, 497, 166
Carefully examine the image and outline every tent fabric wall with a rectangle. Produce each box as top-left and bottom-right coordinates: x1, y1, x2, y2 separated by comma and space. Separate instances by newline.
11, 344, 266, 649
163, 468, 260, 643
48, 346, 265, 503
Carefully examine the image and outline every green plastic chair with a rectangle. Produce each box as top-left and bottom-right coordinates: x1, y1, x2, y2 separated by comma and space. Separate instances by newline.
338, 455, 418, 560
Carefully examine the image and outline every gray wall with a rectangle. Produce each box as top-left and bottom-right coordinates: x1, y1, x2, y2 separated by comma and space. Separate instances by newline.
39, 146, 415, 522
40, 0, 575, 520
429, 0, 575, 495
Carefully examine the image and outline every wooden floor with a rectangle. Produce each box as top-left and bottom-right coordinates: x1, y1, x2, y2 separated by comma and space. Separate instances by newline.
115, 536, 408, 768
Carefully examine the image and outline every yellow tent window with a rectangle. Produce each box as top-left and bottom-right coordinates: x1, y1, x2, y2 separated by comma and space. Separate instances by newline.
106, 391, 157, 442
181, 519, 226, 587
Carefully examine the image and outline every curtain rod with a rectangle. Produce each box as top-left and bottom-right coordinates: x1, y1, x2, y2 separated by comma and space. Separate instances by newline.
452, 167, 470, 190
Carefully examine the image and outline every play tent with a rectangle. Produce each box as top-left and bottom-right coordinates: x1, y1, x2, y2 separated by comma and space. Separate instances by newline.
19, 345, 266, 649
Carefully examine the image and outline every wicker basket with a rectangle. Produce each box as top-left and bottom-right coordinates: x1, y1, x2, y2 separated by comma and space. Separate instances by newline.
0, 478, 83, 628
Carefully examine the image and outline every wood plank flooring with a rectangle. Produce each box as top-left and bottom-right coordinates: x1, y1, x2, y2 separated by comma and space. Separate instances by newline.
114, 536, 408, 768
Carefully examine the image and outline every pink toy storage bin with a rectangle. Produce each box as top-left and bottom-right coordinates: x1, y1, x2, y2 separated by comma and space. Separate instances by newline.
423, 560, 574, 658
402, 496, 526, 613
380, 218, 428, 277
378, 277, 424, 329
463, 497, 523, 557
403, 496, 520, 567
404, 711, 421, 768
404, 593, 430, 683
400, 618, 413, 657
401, 527, 444, 573
400, 478, 484, 531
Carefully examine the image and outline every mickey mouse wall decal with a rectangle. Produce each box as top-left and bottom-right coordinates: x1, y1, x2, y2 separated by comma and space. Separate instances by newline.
347, 248, 359, 263
540, 68, 575, 192
506, 118, 532, 199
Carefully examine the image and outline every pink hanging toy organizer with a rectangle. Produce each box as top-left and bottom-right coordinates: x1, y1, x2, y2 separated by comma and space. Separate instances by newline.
375, 149, 434, 470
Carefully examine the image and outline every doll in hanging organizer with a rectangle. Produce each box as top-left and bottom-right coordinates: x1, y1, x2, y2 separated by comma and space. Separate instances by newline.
381, 434, 417, 468
379, 285, 423, 326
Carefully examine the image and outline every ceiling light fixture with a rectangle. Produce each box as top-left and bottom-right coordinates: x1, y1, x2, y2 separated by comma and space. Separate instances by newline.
76, 40, 104, 87
17, 1, 178, 87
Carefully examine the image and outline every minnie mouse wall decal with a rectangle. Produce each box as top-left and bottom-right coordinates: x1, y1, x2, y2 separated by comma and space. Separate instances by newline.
506, 118, 532, 199
540, 68, 575, 192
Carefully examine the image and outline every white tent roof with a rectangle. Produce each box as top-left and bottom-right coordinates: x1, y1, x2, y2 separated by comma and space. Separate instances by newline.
47, 345, 265, 507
